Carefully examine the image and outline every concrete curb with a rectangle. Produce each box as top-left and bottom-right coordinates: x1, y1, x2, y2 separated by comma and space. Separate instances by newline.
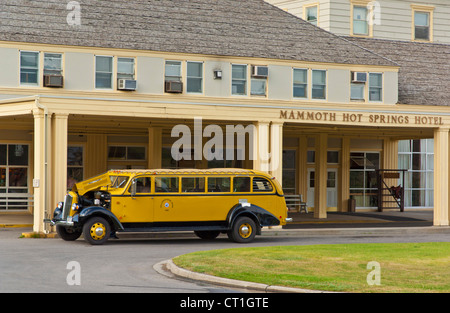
261, 226, 450, 236
0, 224, 33, 228
162, 259, 334, 293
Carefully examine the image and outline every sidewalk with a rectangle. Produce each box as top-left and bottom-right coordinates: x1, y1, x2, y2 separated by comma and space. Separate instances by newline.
0, 214, 33, 228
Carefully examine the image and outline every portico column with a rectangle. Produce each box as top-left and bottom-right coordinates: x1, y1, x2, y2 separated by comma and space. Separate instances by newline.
269, 122, 283, 185
51, 113, 68, 219
297, 136, 308, 198
314, 133, 327, 219
433, 127, 450, 226
148, 126, 162, 169
33, 110, 51, 233
252, 121, 270, 172
340, 137, 350, 212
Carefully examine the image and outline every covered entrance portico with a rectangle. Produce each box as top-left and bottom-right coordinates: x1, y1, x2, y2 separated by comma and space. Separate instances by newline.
0, 95, 449, 233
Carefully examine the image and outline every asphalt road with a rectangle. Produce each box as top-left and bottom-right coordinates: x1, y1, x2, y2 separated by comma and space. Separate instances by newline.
0, 227, 448, 294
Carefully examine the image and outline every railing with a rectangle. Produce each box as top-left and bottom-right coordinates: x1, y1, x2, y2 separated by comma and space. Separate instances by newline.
0, 194, 34, 211
376, 169, 407, 212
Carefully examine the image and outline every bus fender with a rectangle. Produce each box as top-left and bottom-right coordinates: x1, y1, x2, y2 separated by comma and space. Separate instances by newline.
227, 203, 280, 232
77, 207, 124, 231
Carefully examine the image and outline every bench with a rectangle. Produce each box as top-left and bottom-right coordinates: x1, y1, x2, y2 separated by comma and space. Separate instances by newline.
284, 194, 308, 213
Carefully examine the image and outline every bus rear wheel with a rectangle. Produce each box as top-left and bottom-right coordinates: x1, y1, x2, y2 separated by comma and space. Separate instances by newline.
228, 216, 257, 243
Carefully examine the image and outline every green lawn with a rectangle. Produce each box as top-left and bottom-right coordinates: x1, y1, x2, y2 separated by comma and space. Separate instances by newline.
173, 242, 450, 293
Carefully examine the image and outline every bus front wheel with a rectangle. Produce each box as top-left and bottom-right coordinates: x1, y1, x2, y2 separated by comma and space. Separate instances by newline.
228, 216, 257, 243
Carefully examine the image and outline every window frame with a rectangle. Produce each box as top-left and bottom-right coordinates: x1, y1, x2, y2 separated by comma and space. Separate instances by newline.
20, 51, 40, 86
117, 57, 136, 81
67, 145, 84, 190
186, 61, 204, 94
293, 68, 308, 99
350, 3, 373, 37
95, 55, 114, 89
231, 64, 247, 96
311, 69, 327, 100
368, 72, 383, 102
43, 52, 63, 77
165, 60, 182, 82
303, 3, 319, 26
411, 5, 434, 42
250, 77, 267, 96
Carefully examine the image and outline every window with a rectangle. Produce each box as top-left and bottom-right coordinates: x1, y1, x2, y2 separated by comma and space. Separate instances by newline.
414, 11, 430, 41
350, 152, 380, 208
95, 56, 113, 89
20, 51, 39, 85
251, 78, 266, 96
306, 150, 339, 164
253, 177, 273, 192
108, 146, 146, 161
165, 60, 182, 82
305, 5, 318, 26
155, 177, 179, 193
233, 177, 251, 192
293, 68, 307, 98
351, 83, 365, 100
186, 61, 203, 93
369, 73, 382, 101
117, 57, 135, 80
182, 177, 205, 192
398, 139, 434, 207
44, 53, 62, 76
232, 64, 247, 95
312, 70, 326, 99
67, 146, 83, 190
134, 177, 151, 193
282, 150, 296, 195
0, 144, 29, 210
208, 177, 230, 192
353, 6, 369, 36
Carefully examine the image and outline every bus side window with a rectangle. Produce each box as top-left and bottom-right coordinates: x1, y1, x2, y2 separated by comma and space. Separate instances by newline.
131, 177, 151, 194
208, 177, 230, 192
155, 177, 179, 193
182, 177, 205, 192
233, 177, 250, 192
253, 177, 273, 192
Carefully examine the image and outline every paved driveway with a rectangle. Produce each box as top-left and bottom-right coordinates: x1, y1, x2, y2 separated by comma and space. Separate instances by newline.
0, 226, 448, 293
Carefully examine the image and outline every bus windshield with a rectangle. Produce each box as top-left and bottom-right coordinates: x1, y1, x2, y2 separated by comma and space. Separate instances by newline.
109, 176, 129, 188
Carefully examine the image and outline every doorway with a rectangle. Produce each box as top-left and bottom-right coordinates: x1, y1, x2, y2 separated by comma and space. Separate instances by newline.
306, 168, 338, 210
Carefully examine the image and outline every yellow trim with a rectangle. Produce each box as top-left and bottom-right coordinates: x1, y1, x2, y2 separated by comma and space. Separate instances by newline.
411, 4, 434, 42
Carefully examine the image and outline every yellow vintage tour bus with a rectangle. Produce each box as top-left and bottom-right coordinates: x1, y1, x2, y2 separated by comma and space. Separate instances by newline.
47, 169, 291, 245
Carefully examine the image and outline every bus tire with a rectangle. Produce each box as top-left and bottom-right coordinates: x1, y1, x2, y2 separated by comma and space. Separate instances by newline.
82, 216, 111, 245
56, 225, 82, 241
227, 216, 257, 243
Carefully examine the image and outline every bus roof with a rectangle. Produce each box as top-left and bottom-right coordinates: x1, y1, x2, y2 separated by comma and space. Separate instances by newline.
108, 168, 270, 176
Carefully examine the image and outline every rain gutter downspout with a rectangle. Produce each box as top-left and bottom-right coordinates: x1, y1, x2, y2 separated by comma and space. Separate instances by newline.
35, 96, 50, 234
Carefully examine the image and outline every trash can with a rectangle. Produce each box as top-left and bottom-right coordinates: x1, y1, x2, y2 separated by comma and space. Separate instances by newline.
348, 196, 356, 213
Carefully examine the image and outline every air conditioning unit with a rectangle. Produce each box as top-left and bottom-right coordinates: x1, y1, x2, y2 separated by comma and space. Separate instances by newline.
43, 75, 63, 88
351, 72, 367, 83
252, 66, 269, 78
165, 81, 183, 93
118, 79, 137, 91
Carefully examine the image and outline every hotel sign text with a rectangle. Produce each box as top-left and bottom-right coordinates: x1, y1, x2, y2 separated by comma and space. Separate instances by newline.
279, 110, 444, 126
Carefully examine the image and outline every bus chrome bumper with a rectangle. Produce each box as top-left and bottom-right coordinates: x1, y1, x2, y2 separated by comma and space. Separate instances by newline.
285, 217, 293, 222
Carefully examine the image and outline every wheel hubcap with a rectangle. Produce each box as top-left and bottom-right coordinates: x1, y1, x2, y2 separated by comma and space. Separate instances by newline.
239, 223, 252, 238
90, 222, 106, 240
